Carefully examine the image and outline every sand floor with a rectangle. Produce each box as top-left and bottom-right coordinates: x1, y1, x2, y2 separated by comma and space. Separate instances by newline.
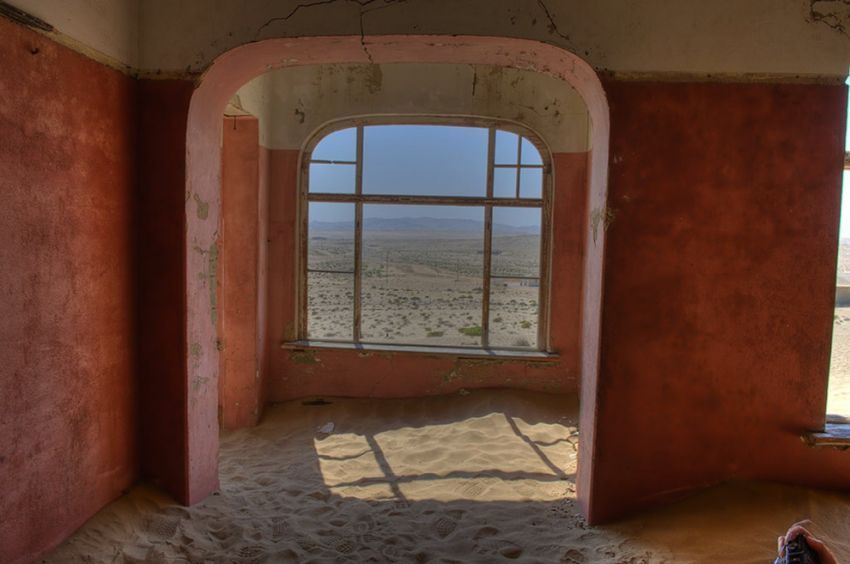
48, 390, 850, 563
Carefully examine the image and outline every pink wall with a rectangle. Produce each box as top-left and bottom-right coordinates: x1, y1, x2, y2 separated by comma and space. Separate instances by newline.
264, 149, 588, 400
586, 81, 850, 523
0, 17, 138, 563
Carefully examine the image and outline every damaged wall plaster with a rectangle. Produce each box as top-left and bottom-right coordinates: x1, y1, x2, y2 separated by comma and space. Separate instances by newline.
233, 62, 590, 153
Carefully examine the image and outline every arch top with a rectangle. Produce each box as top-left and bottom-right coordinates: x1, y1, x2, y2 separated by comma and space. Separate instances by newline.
190, 35, 610, 133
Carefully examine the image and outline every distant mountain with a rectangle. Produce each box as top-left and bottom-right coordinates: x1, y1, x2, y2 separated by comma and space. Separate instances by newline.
310, 216, 538, 235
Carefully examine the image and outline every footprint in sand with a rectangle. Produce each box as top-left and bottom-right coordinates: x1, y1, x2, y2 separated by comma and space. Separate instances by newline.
433, 516, 458, 538
144, 515, 180, 539
333, 538, 356, 554
561, 547, 586, 563
473, 526, 499, 540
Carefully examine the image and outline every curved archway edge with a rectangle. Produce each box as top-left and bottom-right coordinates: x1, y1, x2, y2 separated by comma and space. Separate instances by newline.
185, 35, 610, 518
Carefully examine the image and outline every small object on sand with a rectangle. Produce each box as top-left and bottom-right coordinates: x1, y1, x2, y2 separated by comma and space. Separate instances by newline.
458, 388, 470, 396
317, 422, 335, 435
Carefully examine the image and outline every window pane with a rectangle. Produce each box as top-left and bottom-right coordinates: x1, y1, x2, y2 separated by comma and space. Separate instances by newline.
493, 167, 517, 198
491, 207, 541, 278
362, 125, 488, 197
307, 272, 354, 340
360, 204, 484, 346
309, 163, 355, 194
520, 168, 543, 199
308, 203, 354, 272
495, 130, 519, 165
521, 137, 543, 166
312, 127, 356, 162
488, 279, 539, 349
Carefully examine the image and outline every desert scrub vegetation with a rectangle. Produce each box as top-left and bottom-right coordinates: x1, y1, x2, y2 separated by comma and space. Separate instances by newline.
458, 325, 483, 337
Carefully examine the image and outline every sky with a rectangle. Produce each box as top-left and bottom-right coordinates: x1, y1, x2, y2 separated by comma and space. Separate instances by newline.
309, 125, 543, 228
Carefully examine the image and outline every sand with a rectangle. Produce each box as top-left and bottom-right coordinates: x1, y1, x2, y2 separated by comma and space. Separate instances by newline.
47, 390, 850, 563
829, 306, 850, 415
307, 233, 540, 348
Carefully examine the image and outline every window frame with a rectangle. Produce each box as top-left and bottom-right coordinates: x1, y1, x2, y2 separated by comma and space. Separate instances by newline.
296, 116, 554, 352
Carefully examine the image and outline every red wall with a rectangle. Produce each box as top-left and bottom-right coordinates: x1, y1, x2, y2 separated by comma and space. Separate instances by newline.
264, 149, 588, 400
219, 116, 267, 429
0, 18, 138, 563
136, 79, 195, 505
586, 81, 850, 523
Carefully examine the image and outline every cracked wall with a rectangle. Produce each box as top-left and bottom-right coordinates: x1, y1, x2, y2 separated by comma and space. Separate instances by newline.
234, 62, 590, 152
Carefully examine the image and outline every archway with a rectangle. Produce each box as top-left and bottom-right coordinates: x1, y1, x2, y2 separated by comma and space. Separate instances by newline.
184, 35, 610, 517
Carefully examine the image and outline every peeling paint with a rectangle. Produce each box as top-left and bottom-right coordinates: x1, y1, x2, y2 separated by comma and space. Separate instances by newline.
208, 241, 219, 325
290, 349, 320, 364
590, 206, 616, 243
193, 192, 209, 220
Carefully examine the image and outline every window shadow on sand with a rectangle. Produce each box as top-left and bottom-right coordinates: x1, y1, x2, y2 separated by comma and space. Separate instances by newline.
47, 390, 850, 563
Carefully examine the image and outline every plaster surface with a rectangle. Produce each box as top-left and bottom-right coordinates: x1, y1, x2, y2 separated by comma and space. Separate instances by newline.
133, 0, 850, 78
10, 0, 139, 68
235, 63, 589, 152
588, 80, 850, 522
0, 15, 138, 563
219, 115, 265, 429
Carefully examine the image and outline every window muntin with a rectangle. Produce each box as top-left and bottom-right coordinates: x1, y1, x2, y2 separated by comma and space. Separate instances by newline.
301, 120, 551, 351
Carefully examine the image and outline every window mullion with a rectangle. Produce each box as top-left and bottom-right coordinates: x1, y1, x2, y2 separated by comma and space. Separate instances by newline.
353, 126, 364, 342
515, 135, 523, 198
482, 127, 496, 348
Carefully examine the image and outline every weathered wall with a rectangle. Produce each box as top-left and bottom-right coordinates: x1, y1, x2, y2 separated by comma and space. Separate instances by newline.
0, 16, 138, 563
133, 0, 849, 78
9, 0, 139, 69
587, 81, 850, 523
136, 79, 194, 504
235, 63, 589, 152
219, 115, 269, 429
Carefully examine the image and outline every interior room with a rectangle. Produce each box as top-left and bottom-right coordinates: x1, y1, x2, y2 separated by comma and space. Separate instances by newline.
1, 1, 850, 562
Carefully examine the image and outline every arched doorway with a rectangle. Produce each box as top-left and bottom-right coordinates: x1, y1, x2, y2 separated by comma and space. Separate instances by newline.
183, 35, 610, 517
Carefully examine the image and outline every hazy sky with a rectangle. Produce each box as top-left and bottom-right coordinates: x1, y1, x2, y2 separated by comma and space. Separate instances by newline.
310, 125, 544, 227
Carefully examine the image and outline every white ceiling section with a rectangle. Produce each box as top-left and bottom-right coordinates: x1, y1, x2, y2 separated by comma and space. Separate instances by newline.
233, 63, 591, 153
9, 0, 139, 69
5, 0, 850, 78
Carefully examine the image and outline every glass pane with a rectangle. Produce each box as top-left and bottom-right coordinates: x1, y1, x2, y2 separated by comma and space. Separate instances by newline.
309, 162, 355, 194
307, 203, 354, 272
307, 272, 354, 340
520, 168, 543, 199
312, 127, 356, 162
362, 125, 488, 197
495, 130, 519, 165
360, 204, 484, 346
492, 207, 541, 278
488, 279, 539, 349
521, 137, 543, 166
493, 167, 517, 199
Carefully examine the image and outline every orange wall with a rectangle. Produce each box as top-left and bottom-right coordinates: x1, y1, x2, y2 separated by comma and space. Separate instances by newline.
219, 116, 266, 429
264, 149, 588, 400
586, 81, 850, 523
0, 17, 138, 563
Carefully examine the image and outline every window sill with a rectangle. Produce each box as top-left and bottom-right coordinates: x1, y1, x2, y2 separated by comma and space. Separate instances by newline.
281, 340, 559, 361
802, 417, 850, 449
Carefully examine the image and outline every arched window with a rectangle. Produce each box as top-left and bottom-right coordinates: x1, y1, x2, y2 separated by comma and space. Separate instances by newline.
299, 119, 552, 351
